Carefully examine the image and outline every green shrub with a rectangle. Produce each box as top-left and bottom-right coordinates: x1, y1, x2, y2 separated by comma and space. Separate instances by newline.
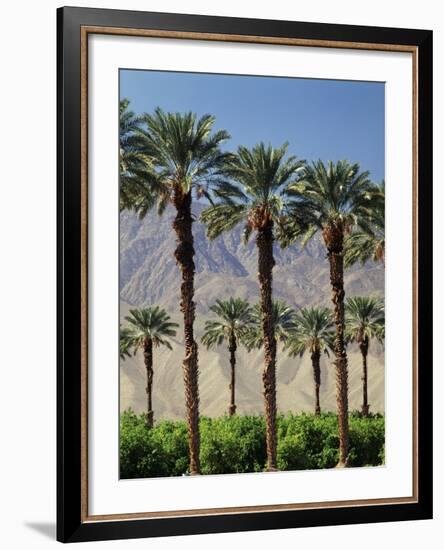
276, 432, 310, 470
277, 413, 339, 470
149, 420, 189, 476
348, 413, 385, 467
200, 415, 266, 474
119, 410, 385, 478
120, 410, 170, 478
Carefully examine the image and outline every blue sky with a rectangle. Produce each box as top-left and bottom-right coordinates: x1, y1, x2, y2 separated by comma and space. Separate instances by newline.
120, 70, 385, 182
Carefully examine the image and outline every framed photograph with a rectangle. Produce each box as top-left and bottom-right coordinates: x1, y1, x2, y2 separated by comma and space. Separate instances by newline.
57, 6, 433, 543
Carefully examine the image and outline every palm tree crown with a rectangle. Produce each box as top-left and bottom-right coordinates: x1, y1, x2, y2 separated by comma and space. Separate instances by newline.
245, 300, 297, 350
125, 108, 231, 218
345, 296, 385, 345
120, 306, 178, 353
119, 99, 149, 210
282, 159, 378, 246
119, 326, 133, 359
344, 180, 385, 267
201, 298, 254, 349
201, 142, 304, 241
285, 306, 334, 357
119, 98, 143, 169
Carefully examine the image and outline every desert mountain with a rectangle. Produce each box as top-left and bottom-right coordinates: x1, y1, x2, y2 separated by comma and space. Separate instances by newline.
120, 204, 385, 418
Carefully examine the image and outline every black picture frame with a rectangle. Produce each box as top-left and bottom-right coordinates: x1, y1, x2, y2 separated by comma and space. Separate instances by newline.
57, 5, 433, 543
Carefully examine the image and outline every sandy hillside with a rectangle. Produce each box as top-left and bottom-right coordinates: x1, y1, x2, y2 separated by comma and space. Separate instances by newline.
119, 301, 385, 418
119, 205, 385, 419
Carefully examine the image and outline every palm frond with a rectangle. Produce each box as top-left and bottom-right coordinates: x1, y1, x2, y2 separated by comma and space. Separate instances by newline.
344, 180, 385, 267
244, 300, 297, 350
121, 107, 231, 218
201, 142, 304, 241
282, 160, 378, 248
284, 306, 334, 357
201, 297, 254, 350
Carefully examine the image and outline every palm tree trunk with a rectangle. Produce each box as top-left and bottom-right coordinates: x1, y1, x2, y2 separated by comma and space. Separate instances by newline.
172, 188, 200, 475
360, 336, 370, 416
323, 223, 349, 467
143, 337, 154, 428
257, 220, 278, 471
311, 348, 321, 416
228, 334, 237, 416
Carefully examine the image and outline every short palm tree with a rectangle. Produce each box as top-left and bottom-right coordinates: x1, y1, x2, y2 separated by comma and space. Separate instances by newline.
122, 109, 231, 474
120, 307, 178, 428
345, 296, 385, 416
201, 143, 304, 471
245, 300, 297, 350
201, 298, 254, 416
344, 181, 385, 267
283, 160, 377, 466
284, 306, 334, 415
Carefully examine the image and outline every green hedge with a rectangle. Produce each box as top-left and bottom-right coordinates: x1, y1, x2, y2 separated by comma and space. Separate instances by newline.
120, 410, 385, 478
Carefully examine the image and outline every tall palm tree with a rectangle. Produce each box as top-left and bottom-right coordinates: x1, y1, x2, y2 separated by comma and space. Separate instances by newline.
201, 143, 304, 471
284, 306, 334, 415
120, 307, 178, 428
283, 160, 377, 466
245, 300, 297, 350
201, 298, 254, 416
122, 109, 231, 474
119, 98, 142, 171
345, 296, 385, 416
119, 99, 148, 210
344, 181, 385, 267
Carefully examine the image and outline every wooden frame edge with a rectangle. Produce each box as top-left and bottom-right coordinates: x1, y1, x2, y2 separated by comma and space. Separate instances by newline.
80, 25, 89, 522
82, 25, 418, 53
84, 496, 418, 523
411, 47, 419, 502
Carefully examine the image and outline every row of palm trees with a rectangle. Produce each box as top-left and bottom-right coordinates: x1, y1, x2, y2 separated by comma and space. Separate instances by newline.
119, 99, 385, 472
121, 296, 384, 424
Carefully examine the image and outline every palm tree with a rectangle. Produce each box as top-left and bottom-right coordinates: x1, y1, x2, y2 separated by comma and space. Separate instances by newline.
344, 181, 385, 267
120, 307, 178, 428
122, 109, 230, 474
119, 99, 142, 171
201, 143, 304, 471
119, 99, 148, 210
345, 296, 384, 416
201, 298, 254, 416
283, 160, 377, 466
284, 306, 334, 415
245, 300, 297, 350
